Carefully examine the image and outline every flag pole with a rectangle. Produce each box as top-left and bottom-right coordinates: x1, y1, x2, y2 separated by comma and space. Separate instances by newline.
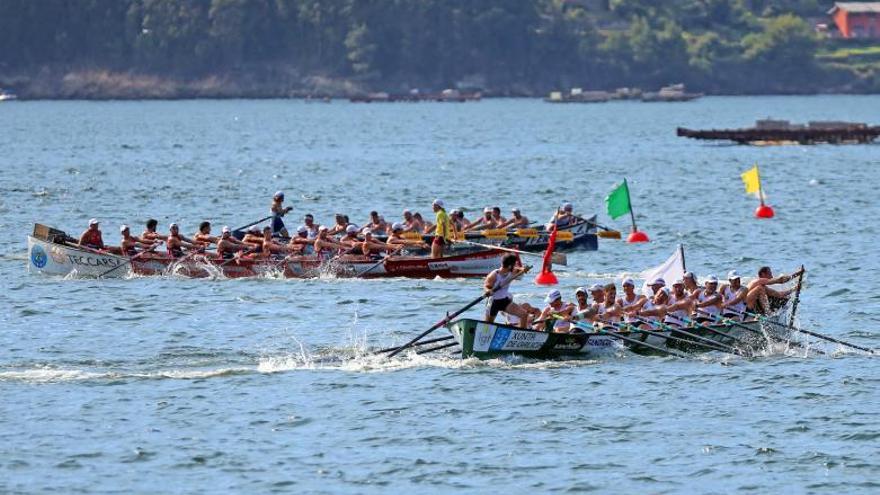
625, 178, 638, 233
679, 244, 686, 272
756, 165, 765, 206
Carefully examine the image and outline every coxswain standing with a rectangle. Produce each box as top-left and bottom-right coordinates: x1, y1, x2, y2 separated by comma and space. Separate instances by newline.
166, 223, 198, 257
78, 218, 105, 251
270, 191, 293, 237
720, 271, 748, 319
431, 199, 453, 258
746, 266, 804, 314
483, 254, 532, 328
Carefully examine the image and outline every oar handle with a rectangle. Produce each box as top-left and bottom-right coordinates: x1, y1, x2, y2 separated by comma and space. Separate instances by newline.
232, 215, 274, 233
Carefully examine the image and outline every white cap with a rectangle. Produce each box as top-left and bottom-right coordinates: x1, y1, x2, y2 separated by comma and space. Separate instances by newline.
451, 209, 461, 215
706, 275, 719, 284
575, 287, 587, 295
650, 277, 666, 286
683, 271, 696, 281
346, 225, 358, 234
589, 283, 604, 292
169, 222, 178, 229
89, 218, 99, 226
222, 226, 231, 234
119, 224, 129, 232
483, 207, 492, 213
562, 202, 573, 211
658, 287, 671, 296
622, 277, 635, 287
403, 209, 411, 215
728, 270, 741, 280
391, 222, 404, 231
545, 289, 562, 303
318, 225, 329, 232
274, 191, 284, 199
672, 279, 684, 286
511, 207, 520, 213
297, 225, 308, 234
432, 199, 444, 208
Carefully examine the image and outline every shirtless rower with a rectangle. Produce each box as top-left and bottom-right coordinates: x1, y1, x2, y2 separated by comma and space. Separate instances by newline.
746, 266, 804, 314
411, 212, 428, 233
339, 225, 362, 249
401, 210, 416, 232
261, 226, 291, 257
141, 219, 167, 246
664, 279, 692, 327
536, 289, 575, 333
327, 214, 348, 235
499, 208, 530, 229
78, 218, 105, 251
217, 226, 251, 260
465, 208, 497, 231
313, 226, 347, 259
386, 223, 428, 250
365, 211, 388, 235
720, 270, 748, 319
483, 254, 532, 327
270, 191, 293, 237
241, 227, 264, 252
354, 231, 389, 256
194, 221, 220, 249
694, 275, 723, 322
301, 214, 319, 239
490, 207, 507, 226
119, 225, 154, 256
166, 223, 198, 258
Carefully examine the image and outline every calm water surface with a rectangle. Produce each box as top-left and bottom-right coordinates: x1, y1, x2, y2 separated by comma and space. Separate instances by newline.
1, 98, 879, 493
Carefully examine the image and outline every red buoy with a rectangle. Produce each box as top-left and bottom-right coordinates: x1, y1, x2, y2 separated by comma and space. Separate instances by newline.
755, 204, 775, 219
627, 230, 650, 243
535, 270, 558, 285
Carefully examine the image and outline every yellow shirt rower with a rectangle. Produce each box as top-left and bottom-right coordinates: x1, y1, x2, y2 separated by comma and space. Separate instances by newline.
431, 199, 453, 258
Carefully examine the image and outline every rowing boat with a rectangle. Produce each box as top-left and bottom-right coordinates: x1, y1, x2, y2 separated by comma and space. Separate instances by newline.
27, 225, 508, 279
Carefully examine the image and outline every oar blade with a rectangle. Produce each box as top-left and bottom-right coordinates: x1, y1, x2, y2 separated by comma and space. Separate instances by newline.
598, 230, 621, 239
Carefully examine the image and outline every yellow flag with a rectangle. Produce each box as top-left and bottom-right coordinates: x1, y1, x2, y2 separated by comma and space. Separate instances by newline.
741, 165, 761, 196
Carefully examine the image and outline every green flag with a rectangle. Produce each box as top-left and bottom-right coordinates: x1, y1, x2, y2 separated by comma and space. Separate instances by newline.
605, 180, 631, 219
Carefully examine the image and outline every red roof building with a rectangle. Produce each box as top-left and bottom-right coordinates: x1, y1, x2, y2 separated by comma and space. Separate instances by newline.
829, 2, 880, 38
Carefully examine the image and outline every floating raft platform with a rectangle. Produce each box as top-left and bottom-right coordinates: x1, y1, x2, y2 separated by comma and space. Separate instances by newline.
677, 119, 880, 145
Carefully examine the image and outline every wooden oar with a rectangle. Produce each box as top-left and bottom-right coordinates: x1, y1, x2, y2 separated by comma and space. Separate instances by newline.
387, 265, 531, 358
376, 335, 454, 355
695, 310, 824, 356
232, 215, 273, 233
732, 309, 876, 355
453, 239, 567, 266
98, 242, 163, 278
570, 321, 688, 358
635, 317, 750, 357
581, 219, 622, 239
357, 245, 405, 278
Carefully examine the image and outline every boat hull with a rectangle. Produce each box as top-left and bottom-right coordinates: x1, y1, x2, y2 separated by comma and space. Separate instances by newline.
27, 236, 506, 280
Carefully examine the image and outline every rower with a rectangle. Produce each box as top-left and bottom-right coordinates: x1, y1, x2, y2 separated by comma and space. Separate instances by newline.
720, 270, 747, 320
365, 211, 388, 235
548, 202, 575, 228
490, 206, 507, 226
573, 287, 598, 322
141, 219, 167, 246
450, 209, 470, 232
270, 191, 293, 237
694, 275, 723, 322
483, 254, 532, 328
261, 226, 291, 257
288, 226, 314, 254
499, 208, 530, 229
328, 214, 349, 235
194, 221, 219, 248
78, 218, 105, 251
638, 287, 670, 328
619, 278, 647, 324
355, 231, 388, 256
242, 227, 264, 251
301, 214, 319, 239
386, 223, 428, 249
465, 208, 496, 231
664, 279, 692, 327
119, 224, 153, 256
431, 199, 453, 258
314, 226, 347, 259
411, 212, 427, 233
647, 277, 667, 297
536, 289, 574, 333
746, 266, 804, 314
588, 283, 605, 311
602, 283, 623, 323
401, 210, 415, 231
339, 225, 361, 249
166, 223, 198, 258
682, 271, 701, 296
217, 226, 250, 259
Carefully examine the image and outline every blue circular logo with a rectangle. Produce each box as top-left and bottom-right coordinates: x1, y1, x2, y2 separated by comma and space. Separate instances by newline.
31, 245, 48, 268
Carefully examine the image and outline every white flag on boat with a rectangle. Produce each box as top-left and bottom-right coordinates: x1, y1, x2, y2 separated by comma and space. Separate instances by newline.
640, 245, 686, 296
